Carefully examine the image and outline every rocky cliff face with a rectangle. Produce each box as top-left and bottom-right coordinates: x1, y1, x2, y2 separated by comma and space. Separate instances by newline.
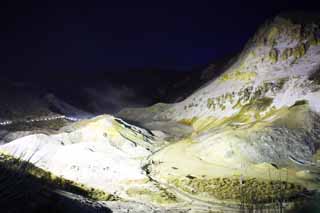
117, 13, 320, 210
119, 13, 320, 166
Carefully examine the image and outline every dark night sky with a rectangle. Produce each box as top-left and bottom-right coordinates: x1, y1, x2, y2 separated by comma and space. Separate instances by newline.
0, 0, 319, 77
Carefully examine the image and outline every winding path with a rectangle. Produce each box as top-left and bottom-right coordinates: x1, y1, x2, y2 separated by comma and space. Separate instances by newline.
0, 115, 82, 126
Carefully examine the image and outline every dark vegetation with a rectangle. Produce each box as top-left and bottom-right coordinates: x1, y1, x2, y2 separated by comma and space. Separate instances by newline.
0, 153, 113, 213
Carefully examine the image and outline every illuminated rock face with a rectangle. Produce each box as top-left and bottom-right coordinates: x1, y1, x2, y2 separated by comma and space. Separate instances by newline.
0, 116, 156, 195
2, 13, 320, 212
120, 15, 320, 122
118, 14, 320, 167
116, 13, 320, 210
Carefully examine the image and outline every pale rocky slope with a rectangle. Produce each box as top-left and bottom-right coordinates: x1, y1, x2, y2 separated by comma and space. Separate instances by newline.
118, 13, 320, 209
119, 13, 320, 167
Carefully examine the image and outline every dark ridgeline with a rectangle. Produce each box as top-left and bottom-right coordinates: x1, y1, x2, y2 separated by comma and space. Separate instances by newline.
0, 52, 233, 118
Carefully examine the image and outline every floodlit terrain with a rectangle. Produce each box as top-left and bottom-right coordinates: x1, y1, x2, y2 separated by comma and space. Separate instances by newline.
1, 13, 320, 212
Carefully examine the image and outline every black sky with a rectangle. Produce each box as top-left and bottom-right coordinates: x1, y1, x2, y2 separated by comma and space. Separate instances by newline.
0, 0, 319, 77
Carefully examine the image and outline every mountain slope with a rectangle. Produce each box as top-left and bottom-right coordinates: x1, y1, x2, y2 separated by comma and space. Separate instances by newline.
2, 12, 320, 212
118, 13, 320, 209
